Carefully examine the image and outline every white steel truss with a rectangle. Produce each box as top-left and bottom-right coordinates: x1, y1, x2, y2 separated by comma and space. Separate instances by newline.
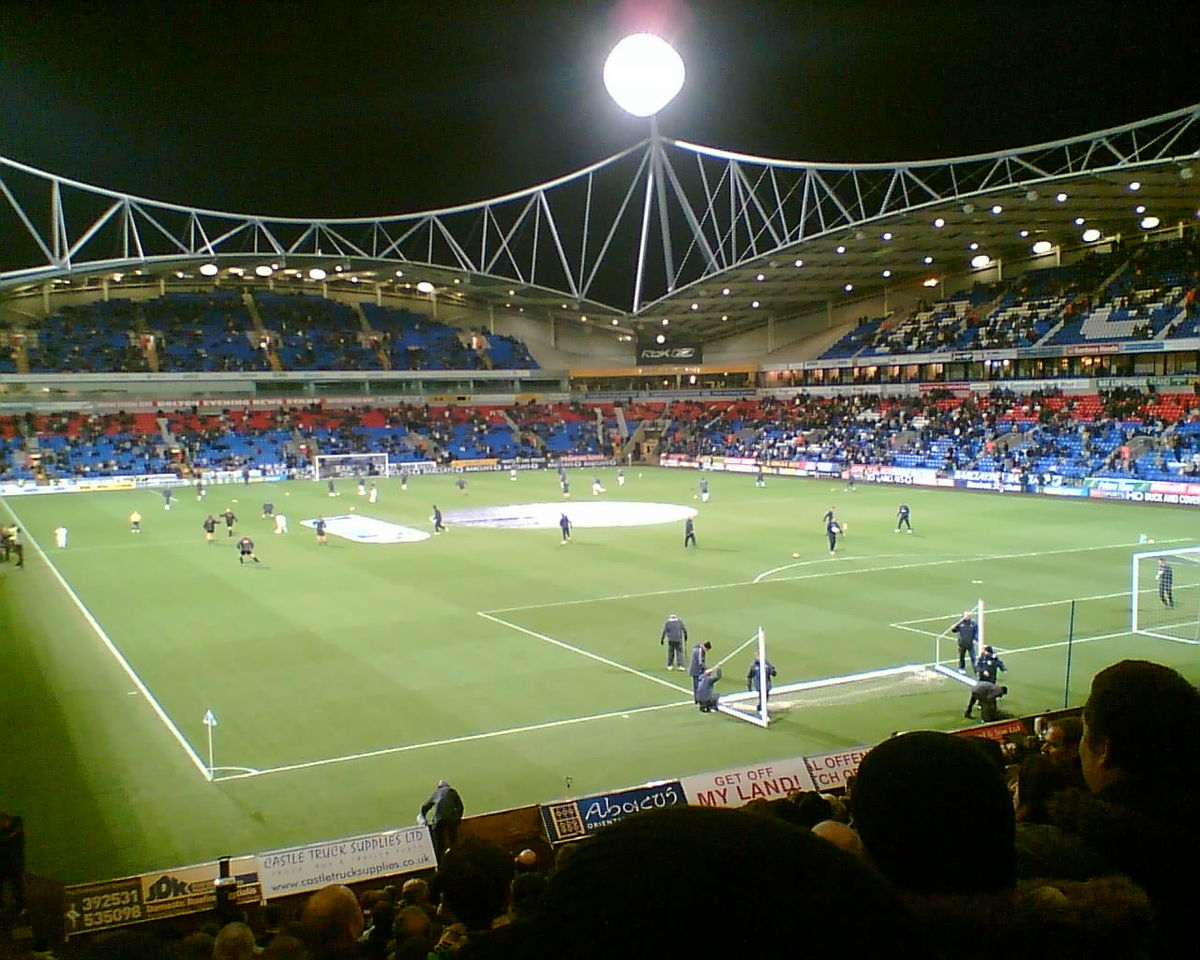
1, 104, 1197, 317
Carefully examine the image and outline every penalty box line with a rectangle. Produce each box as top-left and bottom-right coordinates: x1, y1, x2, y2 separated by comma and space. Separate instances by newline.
477, 612, 692, 697
484, 538, 1192, 616
210, 698, 693, 782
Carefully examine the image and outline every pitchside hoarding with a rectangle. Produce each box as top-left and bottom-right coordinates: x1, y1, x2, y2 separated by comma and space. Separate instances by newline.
540, 781, 686, 843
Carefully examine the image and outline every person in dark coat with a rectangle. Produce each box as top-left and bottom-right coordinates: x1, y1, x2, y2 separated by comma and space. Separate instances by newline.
419, 780, 464, 859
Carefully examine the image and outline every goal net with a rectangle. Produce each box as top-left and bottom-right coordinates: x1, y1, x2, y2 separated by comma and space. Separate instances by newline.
717, 628, 950, 727
1130, 546, 1200, 644
312, 453, 389, 481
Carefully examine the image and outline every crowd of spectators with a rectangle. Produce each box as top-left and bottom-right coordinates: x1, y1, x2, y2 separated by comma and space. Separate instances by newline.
11, 657, 1193, 959
5, 388, 1200, 483
822, 237, 1200, 360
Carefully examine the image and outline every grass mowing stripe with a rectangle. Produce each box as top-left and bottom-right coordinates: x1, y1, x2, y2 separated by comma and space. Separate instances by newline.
1, 499, 213, 781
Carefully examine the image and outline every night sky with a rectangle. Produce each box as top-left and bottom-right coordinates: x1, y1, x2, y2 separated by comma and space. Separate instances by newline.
1, 0, 1198, 220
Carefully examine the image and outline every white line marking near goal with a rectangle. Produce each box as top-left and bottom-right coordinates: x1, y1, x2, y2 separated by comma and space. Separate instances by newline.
752, 554, 908, 584
890, 589, 1135, 636
1, 500, 214, 782
210, 698, 692, 782
478, 612, 689, 695
486, 538, 1190, 615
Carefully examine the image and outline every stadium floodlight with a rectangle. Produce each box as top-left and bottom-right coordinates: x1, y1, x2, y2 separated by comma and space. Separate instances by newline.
308, 267, 327, 281
970, 254, 991, 269
199, 263, 218, 277
1031, 240, 1054, 255
254, 265, 273, 277
416, 281, 435, 294
1082, 228, 1102, 242
1140, 215, 1161, 229
655, 333, 666, 344
604, 33, 685, 117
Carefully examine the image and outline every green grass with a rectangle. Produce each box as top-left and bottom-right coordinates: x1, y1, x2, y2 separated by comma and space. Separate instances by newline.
2, 467, 1198, 883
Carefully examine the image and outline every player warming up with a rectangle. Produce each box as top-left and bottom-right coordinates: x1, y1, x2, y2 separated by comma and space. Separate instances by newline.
896, 503, 912, 533
315, 516, 328, 544
826, 517, 843, 556
559, 513, 572, 544
222, 508, 238, 537
129, 510, 142, 534
684, 516, 696, 548
237, 536, 261, 565
203, 515, 217, 543
432, 505, 446, 534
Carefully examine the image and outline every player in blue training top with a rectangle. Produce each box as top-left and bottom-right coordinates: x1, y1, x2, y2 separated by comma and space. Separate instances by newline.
561, 475, 570, 499
432, 505, 446, 534
896, 503, 912, 533
823, 505, 836, 525
951, 610, 979, 673
826, 517, 842, 555
456, 476, 468, 496
1157, 558, 1175, 607
755, 464, 765, 488
559, 513, 572, 543
314, 516, 328, 545
161, 488, 173, 510
698, 478, 710, 503
683, 515, 697, 548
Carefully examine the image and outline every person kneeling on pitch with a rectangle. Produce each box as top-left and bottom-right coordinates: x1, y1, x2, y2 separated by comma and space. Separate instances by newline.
696, 667, 722, 713
964, 681, 1007, 722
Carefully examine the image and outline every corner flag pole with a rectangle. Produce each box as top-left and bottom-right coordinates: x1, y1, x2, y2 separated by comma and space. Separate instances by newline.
203, 709, 218, 781
756, 626, 768, 721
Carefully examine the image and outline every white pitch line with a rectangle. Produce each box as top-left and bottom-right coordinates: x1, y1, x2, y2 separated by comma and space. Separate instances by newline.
1, 500, 214, 782
752, 554, 910, 584
486, 538, 1191, 615
211, 698, 692, 782
478, 612, 690, 695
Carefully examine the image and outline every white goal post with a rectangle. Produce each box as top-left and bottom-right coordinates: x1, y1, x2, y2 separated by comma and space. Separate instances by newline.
718, 627, 944, 727
1130, 546, 1200, 645
930, 598, 985, 684
312, 452, 389, 481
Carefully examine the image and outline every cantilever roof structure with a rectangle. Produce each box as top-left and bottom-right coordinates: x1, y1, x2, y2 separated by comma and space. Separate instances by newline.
1, 104, 1198, 343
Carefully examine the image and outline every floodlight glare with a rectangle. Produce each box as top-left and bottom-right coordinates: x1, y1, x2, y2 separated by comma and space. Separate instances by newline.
655, 333, 666, 344
604, 34, 685, 117
970, 254, 991, 269
1082, 228, 1102, 242
416, 281, 435, 294
1140, 215, 1160, 229
308, 268, 327, 281
199, 263, 218, 277
254, 265, 273, 277
1031, 240, 1054, 255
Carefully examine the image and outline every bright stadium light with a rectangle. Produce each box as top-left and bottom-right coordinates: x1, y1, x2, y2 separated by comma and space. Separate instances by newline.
1082, 228, 1102, 242
254, 265, 273, 277
416, 281, 435, 294
199, 263, 218, 277
1140, 215, 1160, 229
1031, 240, 1054, 255
603, 34, 685, 117
970, 254, 991, 269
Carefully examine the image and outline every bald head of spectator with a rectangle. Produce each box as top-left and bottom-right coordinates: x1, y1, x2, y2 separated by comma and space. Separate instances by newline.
514, 848, 540, 873
811, 819, 866, 859
1080, 659, 1200, 792
300, 883, 364, 954
213, 921, 257, 960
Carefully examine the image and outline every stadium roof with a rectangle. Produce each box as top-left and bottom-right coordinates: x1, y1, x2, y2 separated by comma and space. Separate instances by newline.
1, 104, 1197, 344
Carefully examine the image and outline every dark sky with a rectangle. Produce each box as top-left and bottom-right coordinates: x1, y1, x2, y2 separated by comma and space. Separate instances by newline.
1, 0, 1198, 219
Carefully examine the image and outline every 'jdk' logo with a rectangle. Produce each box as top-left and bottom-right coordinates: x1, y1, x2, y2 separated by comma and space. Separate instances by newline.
145, 875, 192, 901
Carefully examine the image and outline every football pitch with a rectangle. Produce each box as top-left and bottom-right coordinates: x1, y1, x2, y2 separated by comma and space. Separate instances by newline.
3, 467, 1199, 883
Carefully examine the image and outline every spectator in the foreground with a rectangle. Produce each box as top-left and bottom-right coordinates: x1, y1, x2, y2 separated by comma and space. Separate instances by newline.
526, 805, 926, 958
1040, 715, 1083, 763
299, 883, 364, 960
1049, 659, 1200, 953
433, 837, 516, 957
853, 731, 1015, 894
